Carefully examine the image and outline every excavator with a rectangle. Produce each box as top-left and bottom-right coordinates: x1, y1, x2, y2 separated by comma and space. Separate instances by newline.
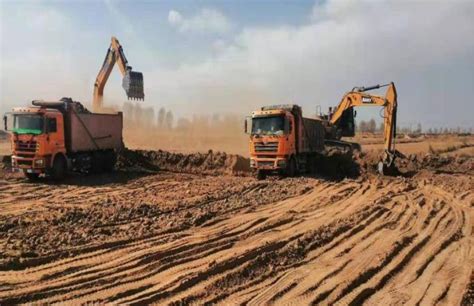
93, 36, 144, 112
324, 82, 403, 175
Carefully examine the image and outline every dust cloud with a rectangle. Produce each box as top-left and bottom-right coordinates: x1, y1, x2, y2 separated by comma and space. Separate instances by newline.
119, 101, 249, 156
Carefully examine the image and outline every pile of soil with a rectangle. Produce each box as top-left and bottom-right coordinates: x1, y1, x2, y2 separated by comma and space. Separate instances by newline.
314, 148, 361, 180
0, 155, 12, 178
352, 150, 473, 176
117, 148, 251, 176
397, 153, 473, 175
1, 155, 10, 167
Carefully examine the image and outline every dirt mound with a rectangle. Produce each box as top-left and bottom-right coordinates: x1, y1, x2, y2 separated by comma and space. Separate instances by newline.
117, 148, 251, 176
2, 155, 11, 166
314, 148, 361, 180
351, 150, 473, 176
397, 153, 474, 175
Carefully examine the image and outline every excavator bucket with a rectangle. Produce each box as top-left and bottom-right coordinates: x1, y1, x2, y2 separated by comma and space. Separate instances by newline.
122, 70, 144, 100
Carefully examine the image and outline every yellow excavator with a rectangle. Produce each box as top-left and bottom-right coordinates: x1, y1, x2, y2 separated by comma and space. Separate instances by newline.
325, 82, 403, 175
93, 36, 144, 112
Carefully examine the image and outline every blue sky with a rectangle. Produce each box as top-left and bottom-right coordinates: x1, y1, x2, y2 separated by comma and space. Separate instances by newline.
1, 0, 473, 129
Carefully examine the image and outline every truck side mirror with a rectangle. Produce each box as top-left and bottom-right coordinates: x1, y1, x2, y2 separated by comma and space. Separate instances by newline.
354, 110, 357, 118
244, 116, 252, 134
3, 115, 6, 131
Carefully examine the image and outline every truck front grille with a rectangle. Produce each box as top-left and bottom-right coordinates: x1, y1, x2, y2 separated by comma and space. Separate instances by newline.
254, 142, 278, 153
258, 161, 275, 167
15, 140, 38, 153
17, 159, 33, 166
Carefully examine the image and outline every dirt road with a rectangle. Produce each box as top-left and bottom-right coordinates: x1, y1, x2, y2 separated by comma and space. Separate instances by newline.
0, 152, 472, 305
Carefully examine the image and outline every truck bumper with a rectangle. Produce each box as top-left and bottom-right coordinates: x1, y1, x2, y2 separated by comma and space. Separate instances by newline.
250, 157, 287, 170
11, 156, 47, 174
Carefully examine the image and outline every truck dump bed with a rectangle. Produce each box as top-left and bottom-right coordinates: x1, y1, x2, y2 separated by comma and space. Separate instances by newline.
301, 118, 325, 153
65, 110, 123, 153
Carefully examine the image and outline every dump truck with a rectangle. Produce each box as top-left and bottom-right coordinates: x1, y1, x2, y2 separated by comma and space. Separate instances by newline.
245, 104, 325, 179
3, 97, 123, 180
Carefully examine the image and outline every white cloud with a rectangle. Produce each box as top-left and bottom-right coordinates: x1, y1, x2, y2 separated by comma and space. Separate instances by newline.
154, 0, 474, 128
167, 8, 232, 34
2, 0, 474, 129
168, 10, 183, 26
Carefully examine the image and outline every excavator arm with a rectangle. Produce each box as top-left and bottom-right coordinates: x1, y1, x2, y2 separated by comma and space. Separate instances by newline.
329, 82, 401, 174
93, 36, 144, 112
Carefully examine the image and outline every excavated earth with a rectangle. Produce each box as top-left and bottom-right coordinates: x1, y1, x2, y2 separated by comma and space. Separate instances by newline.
0, 148, 472, 305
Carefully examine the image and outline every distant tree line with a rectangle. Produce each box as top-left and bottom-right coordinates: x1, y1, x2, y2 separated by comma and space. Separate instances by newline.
357, 118, 472, 135
122, 102, 243, 134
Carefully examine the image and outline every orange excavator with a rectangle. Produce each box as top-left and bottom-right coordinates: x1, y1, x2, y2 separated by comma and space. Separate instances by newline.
93, 36, 144, 112
325, 82, 403, 175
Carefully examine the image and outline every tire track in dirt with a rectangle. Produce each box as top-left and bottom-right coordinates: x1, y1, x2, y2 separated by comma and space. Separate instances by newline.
0, 168, 471, 305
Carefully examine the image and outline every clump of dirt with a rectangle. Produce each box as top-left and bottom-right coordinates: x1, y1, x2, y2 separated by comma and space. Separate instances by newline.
313, 148, 361, 180
0, 155, 12, 178
117, 148, 251, 176
462, 273, 474, 306
397, 153, 473, 175
351, 149, 473, 176
1, 155, 11, 167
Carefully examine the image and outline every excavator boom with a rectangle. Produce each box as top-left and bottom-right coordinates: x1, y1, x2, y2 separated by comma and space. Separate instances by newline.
328, 82, 401, 175
93, 36, 144, 112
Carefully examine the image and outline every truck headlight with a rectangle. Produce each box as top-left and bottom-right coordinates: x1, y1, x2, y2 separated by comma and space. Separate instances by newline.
250, 159, 256, 167
34, 159, 44, 166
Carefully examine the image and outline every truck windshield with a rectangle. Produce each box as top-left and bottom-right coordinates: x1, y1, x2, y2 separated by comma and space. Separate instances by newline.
252, 116, 285, 136
13, 114, 44, 135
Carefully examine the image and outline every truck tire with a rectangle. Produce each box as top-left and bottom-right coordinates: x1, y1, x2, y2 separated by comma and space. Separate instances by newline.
52, 156, 66, 180
286, 157, 297, 177
103, 151, 117, 172
91, 152, 104, 174
25, 172, 40, 181
256, 169, 267, 180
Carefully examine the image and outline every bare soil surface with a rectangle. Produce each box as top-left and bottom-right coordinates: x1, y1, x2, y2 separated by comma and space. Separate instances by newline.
0, 143, 472, 305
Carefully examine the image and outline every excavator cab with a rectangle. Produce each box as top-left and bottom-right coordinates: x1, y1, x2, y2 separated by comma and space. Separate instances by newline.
122, 69, 144, 100
337, 108, 356, 137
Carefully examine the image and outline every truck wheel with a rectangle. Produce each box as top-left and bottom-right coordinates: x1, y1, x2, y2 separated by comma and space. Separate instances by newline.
52, 156, 66, 180
91, 152, 104, 174
256, 170, 267, 180
287, 158, 297, 177
103, 151, 117, 172
25, 172, 40, 181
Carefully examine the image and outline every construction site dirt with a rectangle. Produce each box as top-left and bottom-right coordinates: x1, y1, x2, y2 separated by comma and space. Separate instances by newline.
0, 136, 472, 305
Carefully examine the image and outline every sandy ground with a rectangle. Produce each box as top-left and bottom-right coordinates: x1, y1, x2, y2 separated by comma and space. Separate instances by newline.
0, 136, 472, 305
